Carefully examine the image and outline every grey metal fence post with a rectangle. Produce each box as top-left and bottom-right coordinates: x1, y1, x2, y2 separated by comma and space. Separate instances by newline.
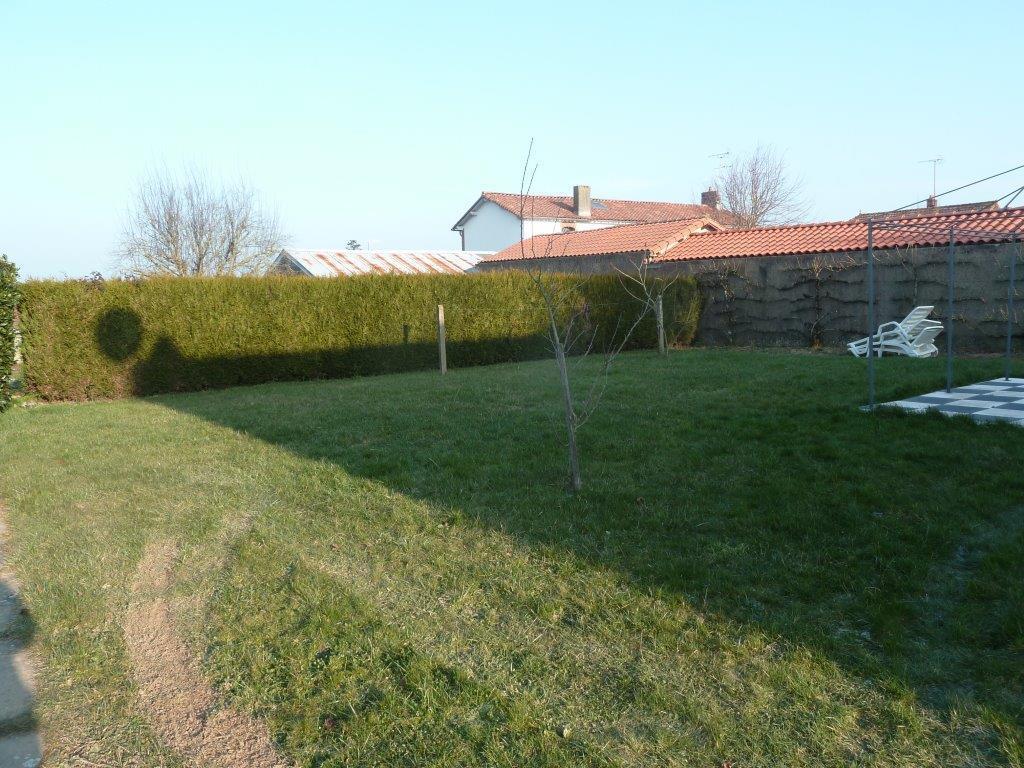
946, 228, 955, 393
867, 221, 876, 409
1007, 236, 1017, 381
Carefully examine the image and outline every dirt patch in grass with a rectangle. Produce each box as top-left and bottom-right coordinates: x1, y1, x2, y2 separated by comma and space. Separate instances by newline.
124, 538, 287, 768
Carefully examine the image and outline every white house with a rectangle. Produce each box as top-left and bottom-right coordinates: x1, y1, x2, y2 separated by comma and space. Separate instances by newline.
271, 248, 491, 277
451, 185, 731, 252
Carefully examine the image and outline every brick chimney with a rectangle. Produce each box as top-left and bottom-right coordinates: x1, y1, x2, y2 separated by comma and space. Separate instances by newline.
926, 195, 938, 209
701, 188, 720, 210
573, 185, 591, 218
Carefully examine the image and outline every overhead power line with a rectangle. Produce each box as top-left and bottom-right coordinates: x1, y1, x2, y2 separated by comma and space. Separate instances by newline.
998, 184, 1024, 208
893, 162, 1024, 212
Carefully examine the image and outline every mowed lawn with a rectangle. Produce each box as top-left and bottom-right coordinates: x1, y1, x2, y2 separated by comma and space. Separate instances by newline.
1, 349, 1023, 767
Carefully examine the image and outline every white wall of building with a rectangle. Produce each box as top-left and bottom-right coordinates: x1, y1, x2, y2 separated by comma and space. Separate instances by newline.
460, 202, 524, 252
460, 199, 632, 252
521, 218, 623, 239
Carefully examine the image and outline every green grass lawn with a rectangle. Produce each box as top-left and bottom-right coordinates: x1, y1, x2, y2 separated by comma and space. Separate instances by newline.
1, 349, 1022, 766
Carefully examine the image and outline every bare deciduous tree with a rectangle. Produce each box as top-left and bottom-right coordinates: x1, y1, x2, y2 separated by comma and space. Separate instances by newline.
517, 140, 671, 491
715, 145, 808, 228
117, 169, 283, 277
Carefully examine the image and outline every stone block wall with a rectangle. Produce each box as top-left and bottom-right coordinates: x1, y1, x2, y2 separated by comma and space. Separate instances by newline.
657, 242, 1022, 352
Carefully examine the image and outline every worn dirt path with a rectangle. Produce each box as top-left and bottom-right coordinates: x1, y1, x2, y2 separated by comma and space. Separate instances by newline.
124, 538, 288, 768
0, 506, 43, 768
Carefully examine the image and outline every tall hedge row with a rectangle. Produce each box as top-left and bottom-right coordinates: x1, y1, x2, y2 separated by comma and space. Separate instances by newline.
19, 272, 700, 400
0, 254, 19, 412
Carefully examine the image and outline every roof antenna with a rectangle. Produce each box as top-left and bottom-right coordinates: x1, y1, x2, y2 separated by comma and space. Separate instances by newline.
709, 151, 731, 170
918, 157, 943, 198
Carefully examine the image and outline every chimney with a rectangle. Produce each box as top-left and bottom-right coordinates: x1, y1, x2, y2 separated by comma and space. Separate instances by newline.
701, 188, 720, 210
926, 195, 938, 209
573, 185, 591, 218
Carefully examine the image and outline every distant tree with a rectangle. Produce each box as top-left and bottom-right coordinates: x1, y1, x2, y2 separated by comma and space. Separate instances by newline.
117, 168, 283, 277
715, 146, 808, 228
346, 240, 362, 250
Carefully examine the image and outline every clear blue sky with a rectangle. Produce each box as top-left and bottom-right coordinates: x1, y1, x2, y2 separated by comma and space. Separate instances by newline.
2, 0, 1022, 278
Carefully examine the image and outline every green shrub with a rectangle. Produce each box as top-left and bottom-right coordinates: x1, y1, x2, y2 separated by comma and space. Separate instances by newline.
18, 272, 700, 401
0, 254, 19, 412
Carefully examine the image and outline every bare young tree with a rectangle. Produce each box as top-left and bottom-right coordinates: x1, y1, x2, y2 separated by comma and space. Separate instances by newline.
117, 168, 283, 277
517, 141, 671, 491
715, 145, 808, 228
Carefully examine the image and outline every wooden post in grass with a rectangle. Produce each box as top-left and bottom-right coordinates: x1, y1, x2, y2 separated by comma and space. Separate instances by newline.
655, 294, 666, 356
402, 323, 410, 345
437, 304, 447, 375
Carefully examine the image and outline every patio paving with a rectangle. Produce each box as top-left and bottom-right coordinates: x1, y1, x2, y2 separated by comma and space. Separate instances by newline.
884, 377, 1024, 426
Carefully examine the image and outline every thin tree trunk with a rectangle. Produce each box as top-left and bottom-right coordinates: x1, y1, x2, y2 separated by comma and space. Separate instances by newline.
551, 322, 582, 491
656, 293, 666, 355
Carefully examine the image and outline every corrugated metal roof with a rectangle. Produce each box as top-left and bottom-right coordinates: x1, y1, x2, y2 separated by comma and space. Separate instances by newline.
276, 249, 491, 277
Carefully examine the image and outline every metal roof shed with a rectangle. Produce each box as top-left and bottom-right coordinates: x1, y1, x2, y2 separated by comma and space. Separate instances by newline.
272, 249, 492, 277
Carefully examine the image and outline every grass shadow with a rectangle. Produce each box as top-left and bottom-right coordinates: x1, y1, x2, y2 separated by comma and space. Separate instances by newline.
103, 309, 1024, 751
0, 559, 41, 747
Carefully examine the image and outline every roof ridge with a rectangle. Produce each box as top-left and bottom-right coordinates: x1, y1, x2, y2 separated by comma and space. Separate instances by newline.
863, 204, 1022, 224
685, 205, 1024, 240
482, 190, 715, 208
546, 216, 709, 235
286, 248, 494, 255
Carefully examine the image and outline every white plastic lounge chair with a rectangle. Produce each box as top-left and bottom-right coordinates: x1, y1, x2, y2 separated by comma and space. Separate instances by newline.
848, 305, 943, 358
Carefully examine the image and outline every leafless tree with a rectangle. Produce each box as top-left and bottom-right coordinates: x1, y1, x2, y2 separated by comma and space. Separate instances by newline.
715, 145, 808, 228
517, 141, 671, 491
116, 168, 283, 277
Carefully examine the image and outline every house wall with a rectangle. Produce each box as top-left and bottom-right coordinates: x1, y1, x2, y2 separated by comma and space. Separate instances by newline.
654, 242, 1022, 352
474, 251, 647, 275
268, 253, 306, 275
460, 202, 526, 251
521, 217, 625, 240
460, 200, 636, 252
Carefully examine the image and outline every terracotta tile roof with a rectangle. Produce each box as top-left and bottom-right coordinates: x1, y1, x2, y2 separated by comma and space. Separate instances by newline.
655, 207, 1024, 263
482, 218, 722, 263
453, 191, 736, 229
850, 200, 999, 222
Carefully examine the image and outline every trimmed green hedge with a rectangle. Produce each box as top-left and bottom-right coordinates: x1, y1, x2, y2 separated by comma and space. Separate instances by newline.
18, 272, 701, 401
0, 254, 18, 412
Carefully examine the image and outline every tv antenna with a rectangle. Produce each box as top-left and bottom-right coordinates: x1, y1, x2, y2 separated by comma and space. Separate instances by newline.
918, 157, 943, 197
709, 150, 730, 170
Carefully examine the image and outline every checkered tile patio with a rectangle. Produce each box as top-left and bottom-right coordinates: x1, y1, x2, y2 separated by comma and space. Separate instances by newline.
885, 378, 1024, 426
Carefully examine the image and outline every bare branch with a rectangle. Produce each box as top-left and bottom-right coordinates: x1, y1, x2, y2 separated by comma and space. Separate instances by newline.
116, 167, 284, 277
714, 145, 808, 228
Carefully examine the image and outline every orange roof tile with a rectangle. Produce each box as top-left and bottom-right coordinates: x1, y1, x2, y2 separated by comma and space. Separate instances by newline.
482, 218, 722, 263
655, 207, 1024, 263
453, 191, 736, 229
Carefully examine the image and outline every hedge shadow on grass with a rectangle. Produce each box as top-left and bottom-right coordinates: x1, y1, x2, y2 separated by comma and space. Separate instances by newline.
152, 351, 1024, 749
130, 335, 554, 396
93, 308, 555, 397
